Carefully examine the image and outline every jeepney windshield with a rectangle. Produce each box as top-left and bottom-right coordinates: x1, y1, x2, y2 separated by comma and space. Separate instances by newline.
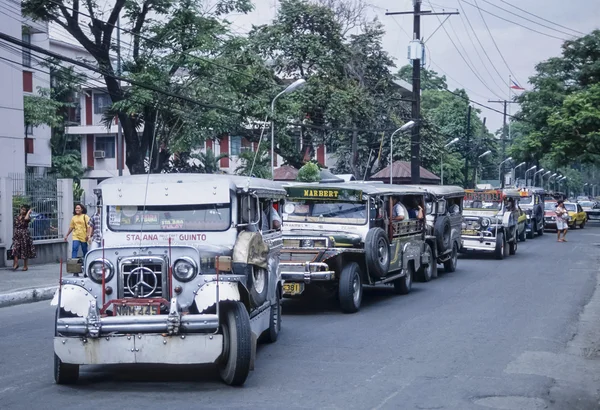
107, 204, 230, 232
283, 200, 368, 225
519, 196, 533, 205
464, 200, 502, 210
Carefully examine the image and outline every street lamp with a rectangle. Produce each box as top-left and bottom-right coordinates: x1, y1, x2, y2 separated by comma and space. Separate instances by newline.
533, 168, 545, 187
524, 165, 537, 185
498, 157, 512, 188
540, 170, 551, 188
474, 150, 492, 185
440, 137, 459, 185
513, 162, 526, 185
389, 121, 416, 184
270, 79, 307, 178
548, 173, 558, 191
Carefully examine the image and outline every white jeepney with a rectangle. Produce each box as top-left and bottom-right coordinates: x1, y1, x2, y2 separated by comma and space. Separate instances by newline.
52, 174, 286, 386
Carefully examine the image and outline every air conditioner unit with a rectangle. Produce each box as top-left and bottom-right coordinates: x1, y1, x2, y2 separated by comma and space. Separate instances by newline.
94, 150, 106, 159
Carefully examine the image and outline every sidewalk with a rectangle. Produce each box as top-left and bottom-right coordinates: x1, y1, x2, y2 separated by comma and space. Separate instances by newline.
0, 263, 61, 308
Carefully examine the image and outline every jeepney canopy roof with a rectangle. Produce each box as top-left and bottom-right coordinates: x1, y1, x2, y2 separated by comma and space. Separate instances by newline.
99, 174, 286, 206
284, 182, 427, 201
403, 185, 464, 198
502, 189, 524, 198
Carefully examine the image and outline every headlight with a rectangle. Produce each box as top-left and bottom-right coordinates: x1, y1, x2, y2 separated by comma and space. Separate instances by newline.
301, 239, 314, 248
480, 218, 490, 227
173, 258, 197, 282
88, 259, 114, 283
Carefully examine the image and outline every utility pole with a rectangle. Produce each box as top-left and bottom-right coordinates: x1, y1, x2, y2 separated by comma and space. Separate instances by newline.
116, 16, 123, 176
489, 99, 517, 188
471, 117, 486, 187
386, 2, 458, 184
464, 105, 471, 188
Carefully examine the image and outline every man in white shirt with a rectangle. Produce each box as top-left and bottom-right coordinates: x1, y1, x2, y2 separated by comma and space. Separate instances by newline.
262, 205, 282, 231
392, 197, 407, 221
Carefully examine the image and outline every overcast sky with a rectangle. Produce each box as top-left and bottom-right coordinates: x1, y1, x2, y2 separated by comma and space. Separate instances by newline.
225, 0, 600, 134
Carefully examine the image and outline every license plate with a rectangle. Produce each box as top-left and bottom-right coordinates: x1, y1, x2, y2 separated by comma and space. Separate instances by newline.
283, 282, 305, 296
115, 305, 159, 316
462, 229, 479, 236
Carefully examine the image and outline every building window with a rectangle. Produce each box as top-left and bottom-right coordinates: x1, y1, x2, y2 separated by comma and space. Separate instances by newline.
93, 93, 111, 114
24, 137, 34, 154
230, 136, 242, 156
95, 136, 116, 158
22, 31, 31, 67
23, 71, 33, 93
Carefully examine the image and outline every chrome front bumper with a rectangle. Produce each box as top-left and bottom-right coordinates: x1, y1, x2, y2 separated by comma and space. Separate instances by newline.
461, 236, 497, 252
56, 314, 219, 336
54, 333, 223, 365
280, 261, 335, 283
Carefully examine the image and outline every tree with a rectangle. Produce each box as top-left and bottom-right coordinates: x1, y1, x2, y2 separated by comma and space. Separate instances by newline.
297, 162, 321, 182
236, 143, 271, 179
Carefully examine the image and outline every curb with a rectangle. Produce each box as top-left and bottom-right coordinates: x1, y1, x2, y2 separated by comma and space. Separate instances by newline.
0, 286, 57, 308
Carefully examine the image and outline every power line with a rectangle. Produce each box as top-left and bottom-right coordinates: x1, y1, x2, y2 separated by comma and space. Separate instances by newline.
459, 0, 569, 42
467, 0, 522, 86
479, 0, 577, 38
498, 0, 585, 36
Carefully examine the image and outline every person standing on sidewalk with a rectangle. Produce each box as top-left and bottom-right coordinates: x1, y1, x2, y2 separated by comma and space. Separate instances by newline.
87, 205, 102, 250
555, 200, 569, 242
64, 204, 89, 258
12, 204, 36, 271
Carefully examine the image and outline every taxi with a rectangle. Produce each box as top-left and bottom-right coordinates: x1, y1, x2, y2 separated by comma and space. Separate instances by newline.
564, 202, 587, 229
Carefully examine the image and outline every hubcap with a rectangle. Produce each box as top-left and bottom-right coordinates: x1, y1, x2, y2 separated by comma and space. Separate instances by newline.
352, 274, 361, 305
377, 238, 388, 264
253, 268, 266, 294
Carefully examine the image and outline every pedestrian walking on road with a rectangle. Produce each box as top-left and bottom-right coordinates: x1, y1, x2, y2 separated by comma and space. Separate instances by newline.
11, 204, 36, 271
87, 205, 102, 250
64, 204, 90, 258
555, 200, 569, 242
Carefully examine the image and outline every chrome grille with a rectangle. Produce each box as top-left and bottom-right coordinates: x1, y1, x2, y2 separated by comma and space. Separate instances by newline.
119, 257, 167, 298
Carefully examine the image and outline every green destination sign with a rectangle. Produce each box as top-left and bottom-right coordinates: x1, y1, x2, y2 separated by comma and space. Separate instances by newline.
286, 187, 363, 201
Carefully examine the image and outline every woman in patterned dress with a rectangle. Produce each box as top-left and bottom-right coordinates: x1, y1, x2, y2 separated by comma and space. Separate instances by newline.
12, 204, 36, 271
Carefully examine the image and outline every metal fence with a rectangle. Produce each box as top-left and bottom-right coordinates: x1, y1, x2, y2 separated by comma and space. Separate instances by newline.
10, 173, 63, 241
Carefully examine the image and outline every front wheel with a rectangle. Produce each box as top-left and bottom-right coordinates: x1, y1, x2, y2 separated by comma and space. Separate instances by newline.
393, 263, 413, 295
580, 220, 586, 229
416, 243, 436, 282
248, 266, 268, 308
54, 354, 79, 385
495, 233, 505, 260
443, 243, 458, 273
218, 302, 252, 386
338, 262, 363, 313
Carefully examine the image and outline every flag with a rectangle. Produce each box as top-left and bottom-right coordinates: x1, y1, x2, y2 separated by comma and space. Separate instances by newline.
510, 80, 525, 90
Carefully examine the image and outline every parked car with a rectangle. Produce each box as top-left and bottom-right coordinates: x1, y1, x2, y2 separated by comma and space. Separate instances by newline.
461, 189, 523, 259
410, 185, 464, 274
580, 200, 600, 222
51, 174, 287, 386
565, 202, 587, 229
279, 183, 430, 313
518, 187, 545, 239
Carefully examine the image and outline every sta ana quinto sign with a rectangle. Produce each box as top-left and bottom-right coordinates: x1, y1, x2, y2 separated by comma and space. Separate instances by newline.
122, 232, 208, 242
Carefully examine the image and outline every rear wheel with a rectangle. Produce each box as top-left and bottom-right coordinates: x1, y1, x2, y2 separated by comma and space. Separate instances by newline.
393, 263, 413, 295
218, 302, 252, 386
443, 243, 458, 273
338, 262, 363, 313
509, 238, 518, 255
580, 220, 586, 229
527, 229, 534, 239
519, 226, 526, 242
260, 291, 281, 344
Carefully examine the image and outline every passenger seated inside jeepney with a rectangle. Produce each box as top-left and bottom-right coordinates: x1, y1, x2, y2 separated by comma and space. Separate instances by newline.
392, 197, 407, 221
261, 203, 282, 231
403, 197, 424, 220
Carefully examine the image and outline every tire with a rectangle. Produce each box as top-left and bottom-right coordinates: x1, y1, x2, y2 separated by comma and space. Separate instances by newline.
527, 229, 534, 239
443, 243, 458, 273
218, 301, 252, 386
247, 266, 268, 308
54, 353, 79, 385
416, 243, 435, 282
494, 233, 505, 260
434, 216, 452, 253
338, 262, 363, 313
364, 228, 390, 278
260, 291, 281, 344
537, 220, 544, 235
581, 220, 586, 229
393, 263, 413, 295
509, 238, 517, 255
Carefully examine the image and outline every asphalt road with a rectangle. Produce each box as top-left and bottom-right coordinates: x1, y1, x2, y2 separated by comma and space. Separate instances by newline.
1, 226, 600, 410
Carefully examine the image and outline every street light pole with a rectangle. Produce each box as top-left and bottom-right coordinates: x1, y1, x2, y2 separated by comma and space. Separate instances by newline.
475, 150, 492, 186
498, 157, 512, 188
270, 79, 306, 178
440, 137, 459, 185
513, 162, 525, 186
533, 168, 545, 187
389, 121, 415, 185
524, 165, 537, 186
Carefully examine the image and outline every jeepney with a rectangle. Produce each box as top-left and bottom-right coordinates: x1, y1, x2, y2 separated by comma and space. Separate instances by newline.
406, 185, 464, 277
51, 174, 286, 386
280, 183, 429, 313
461, 189, 523, 259
518, 187, 545, 239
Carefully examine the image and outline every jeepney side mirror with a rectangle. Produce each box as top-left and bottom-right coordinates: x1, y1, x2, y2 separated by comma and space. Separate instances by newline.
436, 200, 446, 215
238, 194, 260, 228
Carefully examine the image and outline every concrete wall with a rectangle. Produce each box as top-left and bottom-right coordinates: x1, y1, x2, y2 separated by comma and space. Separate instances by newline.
0, 6, 25, 178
